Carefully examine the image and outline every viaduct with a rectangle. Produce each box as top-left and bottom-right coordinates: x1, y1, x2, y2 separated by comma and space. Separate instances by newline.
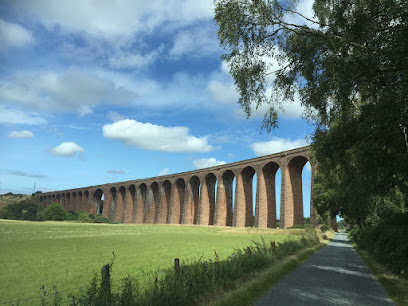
39, 146, 317, 229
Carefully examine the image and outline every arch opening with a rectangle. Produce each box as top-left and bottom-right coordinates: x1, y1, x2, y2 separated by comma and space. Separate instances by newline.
217, 170, 235, 226
285, 156, 309, 228
234, 166, 256, 227
256, 162, 279, 228
145, 182, 159, 224
185, 176, 200, 225
199, 173, 217, 225
134, 184, 147, 223
113, 186, 126, 223
171, 178, 185, 224
125, 185, 136, 223
92, 189, 104, 215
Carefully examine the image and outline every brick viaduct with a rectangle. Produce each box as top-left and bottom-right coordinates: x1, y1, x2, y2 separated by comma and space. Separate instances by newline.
39, 146, 316, 229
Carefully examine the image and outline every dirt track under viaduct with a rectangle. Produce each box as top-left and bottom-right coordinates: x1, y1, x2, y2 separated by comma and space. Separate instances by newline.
40, 146, 316, 229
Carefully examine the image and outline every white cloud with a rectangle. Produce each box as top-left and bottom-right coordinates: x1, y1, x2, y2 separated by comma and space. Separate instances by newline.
0, 19, 34, 50
107, 111, 124, 122
234, 90, 305, 120
285, 0, 318, 28
49, 142, 84, 157
305, 162, 311, 171
5, 170, 46, 178
193, 158, 226, 169
207, 80, 239, 105
251, 137, 308, 156
103, 119, 214, 153
68, 125, 87, 130
8, 130, 34, 138
0, 106, 46, 125
170, 24, 220, 58
0, 69, 137, 114
159, 168, 170, 176
10, 1, 213, 40
78, 105, 93, 117
110, 46, 163, 69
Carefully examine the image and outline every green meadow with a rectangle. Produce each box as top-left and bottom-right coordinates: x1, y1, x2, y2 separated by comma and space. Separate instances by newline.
0, 220, 304, 304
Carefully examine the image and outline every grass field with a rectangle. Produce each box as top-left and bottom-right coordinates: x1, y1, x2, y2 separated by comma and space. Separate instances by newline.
0, 220, 306, 304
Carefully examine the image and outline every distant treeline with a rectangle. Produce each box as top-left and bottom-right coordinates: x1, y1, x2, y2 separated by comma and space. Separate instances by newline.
0, 200, 110, 224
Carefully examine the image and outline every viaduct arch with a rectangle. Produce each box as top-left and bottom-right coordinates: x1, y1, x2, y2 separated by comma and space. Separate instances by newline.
39, 146, 316, 228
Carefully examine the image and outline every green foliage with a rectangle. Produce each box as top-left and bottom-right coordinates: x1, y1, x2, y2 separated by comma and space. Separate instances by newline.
92, 215, 110, 223
214, 0, 408, 228
0, 199, 43, 221
40, 203, 68, 221
77, 211, 93, 223
337, 220, 346, 229
350, 213, 408, 278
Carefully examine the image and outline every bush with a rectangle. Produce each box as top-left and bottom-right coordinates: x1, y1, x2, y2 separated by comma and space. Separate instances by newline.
77, 211, 92, 223
0, 200, 43, 221
40, 203, 68, 221
92, 215, 110, 223
351, 212, 408, 277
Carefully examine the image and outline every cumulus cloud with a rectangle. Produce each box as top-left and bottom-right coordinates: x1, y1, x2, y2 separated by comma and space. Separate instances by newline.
0, 106, 46, 125
8, 130, 34, 138
0, 69, 137, 114
6, 170, 46, 179
193, 158, 226, 169
251, 137, 308, 156
49, 142, 84, 157
159, 168, 170, 176
0, 19, 34, 50
103, 119, 213, 153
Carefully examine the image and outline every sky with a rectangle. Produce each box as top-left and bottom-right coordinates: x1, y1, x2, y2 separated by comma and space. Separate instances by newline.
0, 0, 316, 217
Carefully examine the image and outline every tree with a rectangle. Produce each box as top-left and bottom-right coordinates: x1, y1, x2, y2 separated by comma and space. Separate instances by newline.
214, 0, 408, 226
40, 203, 68, 221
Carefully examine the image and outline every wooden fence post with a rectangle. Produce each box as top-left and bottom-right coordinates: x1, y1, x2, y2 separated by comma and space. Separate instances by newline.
174, 258, 180, 274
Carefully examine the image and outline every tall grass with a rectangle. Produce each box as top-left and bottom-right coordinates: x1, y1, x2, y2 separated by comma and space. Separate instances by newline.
36, 229, 320, 305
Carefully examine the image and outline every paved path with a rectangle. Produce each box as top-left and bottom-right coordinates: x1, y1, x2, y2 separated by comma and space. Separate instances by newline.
255, 232, 395, 305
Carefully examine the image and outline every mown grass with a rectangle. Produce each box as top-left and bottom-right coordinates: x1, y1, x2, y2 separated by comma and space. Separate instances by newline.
0, 220, 307, 304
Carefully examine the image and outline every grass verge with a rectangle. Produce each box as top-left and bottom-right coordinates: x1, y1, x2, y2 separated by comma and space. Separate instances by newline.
353, 245, 408, 306
202, 231, 334, 306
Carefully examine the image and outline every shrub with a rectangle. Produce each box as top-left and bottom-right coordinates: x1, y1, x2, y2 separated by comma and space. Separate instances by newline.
0, 200, 43, 221
351, 212, 408, 278
77, 211, 92, 223
40, 203, 68, 221
92, 215, 110, 223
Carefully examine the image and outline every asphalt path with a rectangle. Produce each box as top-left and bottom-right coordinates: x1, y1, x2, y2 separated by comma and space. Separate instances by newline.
255, 231, 395, 305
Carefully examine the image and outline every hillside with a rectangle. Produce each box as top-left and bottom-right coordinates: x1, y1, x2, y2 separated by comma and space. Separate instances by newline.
0, 192, 40, 209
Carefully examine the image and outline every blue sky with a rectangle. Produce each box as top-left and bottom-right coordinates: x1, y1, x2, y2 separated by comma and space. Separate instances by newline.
0, 0, 316, 217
